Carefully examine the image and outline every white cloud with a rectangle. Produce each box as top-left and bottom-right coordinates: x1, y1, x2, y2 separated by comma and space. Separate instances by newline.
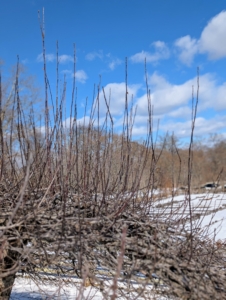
175, 11, 226, 64
168, 106, 191, 119
85, 51, 103, 61
130, 72, 226, 138
64, 116, 91, 128
174, 36, 198, 66
131, 125, 150, 136
136, 72, 194, 116
56, 71, 226, 139
76, 116, 91, 126
37, 53, 74, 64
197, 75, 226, 111
37, 125, 46, 135
63, 115, 108, 129
108, 58, 122, 70
86, 51, 122, 71
74, 70, 88, 84
98, 83, 140, 116
199, 11, 226, 59
98, 74, 226, 132
131, 113, 226, 139
160, 116, 226, 138
58, 54, 74, 64
37, 53, 55, 62
61, 69, 88, 83
136, 72, 226, 117
61, 69, 72, 75
130, 41, 170, 63
22, 58, 29, 64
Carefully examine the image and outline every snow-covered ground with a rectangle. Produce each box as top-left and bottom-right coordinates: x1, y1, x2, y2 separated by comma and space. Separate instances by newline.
150, 192, 226, 241
10, 277, 103, 299
10, 276, 168, 300
10, 192, 226, 299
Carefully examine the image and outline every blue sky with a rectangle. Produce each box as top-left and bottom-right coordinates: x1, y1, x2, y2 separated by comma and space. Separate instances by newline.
1, 0, 226, 140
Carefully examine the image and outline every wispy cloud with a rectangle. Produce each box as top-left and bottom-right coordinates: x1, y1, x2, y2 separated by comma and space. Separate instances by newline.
108, 58, 122, 70
37, 53, 74, 64
37, 53, 55, 63
74, 70, 88, 83
58, 54, 74, 63
21, 58, 29, 64
130, 41, 170, 63
175, 11, 226, 65
86, 50, 122, 71
85, 50, 103, 61
61, 69, 88, 84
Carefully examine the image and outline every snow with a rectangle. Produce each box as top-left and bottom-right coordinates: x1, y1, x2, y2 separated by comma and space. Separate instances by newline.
11, 277, 168, 300
10, 277, 103, 300
196, 209, 226, 241
10, 192, 226, 299
150, 192, 226, 241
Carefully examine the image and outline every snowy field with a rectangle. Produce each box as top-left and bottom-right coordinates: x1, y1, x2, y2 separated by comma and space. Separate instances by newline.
10, 277, 103, 300
150, 192, 226, 241
10, 192, 226, 299
10, 277, 168, 300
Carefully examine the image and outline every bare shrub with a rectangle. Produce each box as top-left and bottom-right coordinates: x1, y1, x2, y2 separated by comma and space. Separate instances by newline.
0, 22, 225, 300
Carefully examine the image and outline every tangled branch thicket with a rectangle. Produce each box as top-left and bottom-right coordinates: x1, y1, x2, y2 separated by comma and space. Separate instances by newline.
0, 54, 226, 300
